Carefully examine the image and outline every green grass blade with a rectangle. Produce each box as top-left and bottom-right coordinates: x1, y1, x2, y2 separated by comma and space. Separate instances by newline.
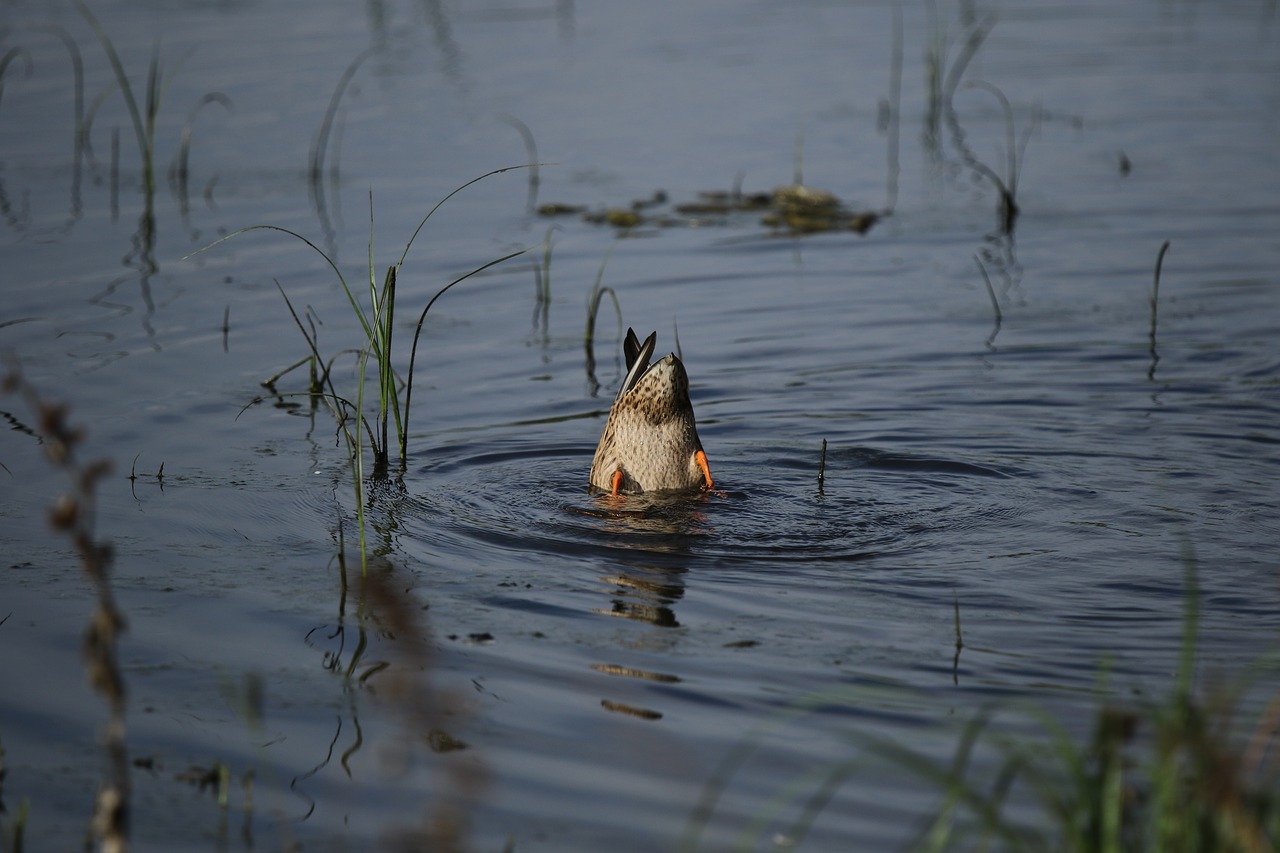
382, 266, 402, 455
73, 0, 148, 165
395, 164, 538, 271
310, 47, 376, 182
584, 242, 622, 349
399, 247, 530, 470
187, 225, 377, 348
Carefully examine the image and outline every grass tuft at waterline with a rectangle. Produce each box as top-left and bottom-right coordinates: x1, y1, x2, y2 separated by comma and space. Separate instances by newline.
188, 167, 534, 569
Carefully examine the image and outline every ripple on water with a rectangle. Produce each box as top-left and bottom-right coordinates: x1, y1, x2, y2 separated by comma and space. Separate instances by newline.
403, 436, 1035, 577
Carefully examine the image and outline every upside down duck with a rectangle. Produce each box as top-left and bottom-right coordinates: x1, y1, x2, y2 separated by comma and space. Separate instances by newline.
589, 328, 713, 495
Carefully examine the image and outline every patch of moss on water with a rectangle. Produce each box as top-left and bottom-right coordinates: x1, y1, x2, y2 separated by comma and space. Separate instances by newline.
540, 184, 886, 237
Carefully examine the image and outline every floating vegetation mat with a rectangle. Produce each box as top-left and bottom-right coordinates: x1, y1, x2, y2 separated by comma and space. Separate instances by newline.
538, 184, 886, 237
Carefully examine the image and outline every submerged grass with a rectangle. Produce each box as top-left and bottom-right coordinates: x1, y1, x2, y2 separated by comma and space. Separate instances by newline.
686, 556, 1280, 852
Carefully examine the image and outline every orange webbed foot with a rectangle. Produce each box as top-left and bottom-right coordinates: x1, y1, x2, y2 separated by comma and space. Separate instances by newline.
695, 450, 713, 491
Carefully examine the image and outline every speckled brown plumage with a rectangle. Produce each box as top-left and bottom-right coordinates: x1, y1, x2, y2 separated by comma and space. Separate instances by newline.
589, 329, 713, 495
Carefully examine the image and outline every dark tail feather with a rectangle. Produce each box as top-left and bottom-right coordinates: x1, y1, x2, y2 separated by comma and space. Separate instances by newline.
617, 329, 657, 401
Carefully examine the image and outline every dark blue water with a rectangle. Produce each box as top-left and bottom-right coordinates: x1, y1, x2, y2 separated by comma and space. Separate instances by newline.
1, 0, 1278, 849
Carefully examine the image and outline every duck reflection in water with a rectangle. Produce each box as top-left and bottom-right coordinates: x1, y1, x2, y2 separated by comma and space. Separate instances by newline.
596, 561, 687, 628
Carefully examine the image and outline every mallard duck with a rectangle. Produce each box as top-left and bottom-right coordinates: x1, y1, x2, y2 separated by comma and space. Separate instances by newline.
589, 328, 713, 495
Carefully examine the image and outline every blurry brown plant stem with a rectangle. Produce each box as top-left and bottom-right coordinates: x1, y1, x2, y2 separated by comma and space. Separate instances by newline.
2, 368, 129, 852
354, 565, 488, 852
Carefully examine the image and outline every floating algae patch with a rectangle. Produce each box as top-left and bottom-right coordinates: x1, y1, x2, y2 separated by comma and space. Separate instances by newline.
539, 184, 885, 237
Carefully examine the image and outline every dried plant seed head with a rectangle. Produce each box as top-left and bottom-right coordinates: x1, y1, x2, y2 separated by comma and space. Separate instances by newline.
83, 459, 113, 488
91, 784, 127, 851
46, 438, 71, 465
73, 530, 94, 556
50, 494, 79, 530
86, 596, 125, 633
38, 402, 68, 434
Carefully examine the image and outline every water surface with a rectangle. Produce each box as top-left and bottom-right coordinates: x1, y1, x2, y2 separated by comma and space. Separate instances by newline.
1, 0, 1278, 849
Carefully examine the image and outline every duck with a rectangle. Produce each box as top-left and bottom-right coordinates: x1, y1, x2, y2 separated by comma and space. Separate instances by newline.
589, 328, 713, 495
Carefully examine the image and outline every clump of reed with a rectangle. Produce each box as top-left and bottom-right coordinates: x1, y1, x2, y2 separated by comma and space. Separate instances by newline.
2, 368, 129, 853
921, 0, 995, 161
75, 0, 161, 215
70, 0, 231, 268
950, 80, 1038, 237
684, 559, 1280, 852
191, 169, 530, 569
920, 5, 1044, 238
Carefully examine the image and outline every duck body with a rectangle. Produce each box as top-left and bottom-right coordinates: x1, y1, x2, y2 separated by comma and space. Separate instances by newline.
589, 329, 713, 495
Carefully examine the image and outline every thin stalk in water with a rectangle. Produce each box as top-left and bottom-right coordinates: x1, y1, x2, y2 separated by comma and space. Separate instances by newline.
1148, 240, 1170, 381
583, 243, 623, 394
498, 113, 541, 214
817, 438, 827, 494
